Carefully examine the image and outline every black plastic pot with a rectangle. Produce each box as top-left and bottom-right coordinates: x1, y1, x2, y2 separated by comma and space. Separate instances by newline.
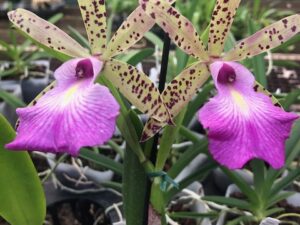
21, 74, 51, 104
44, 181, 122, 225
0, 79, 22, 124
21, 60, 52, 104
0, 0, 65, 19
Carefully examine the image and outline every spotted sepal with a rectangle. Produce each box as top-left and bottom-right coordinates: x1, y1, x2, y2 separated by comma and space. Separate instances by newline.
208, 0, 241, 57
141, 62, 210, 142
15, 81, 56, 130
103, 6, 154, 59
139, 0, 209, 61
102, 58, 172, 123
78, 0, 107, 54
223, 14, 300, 61
253, 82, 282, 108
103, 0, 176, 59
8, 9, 89, 58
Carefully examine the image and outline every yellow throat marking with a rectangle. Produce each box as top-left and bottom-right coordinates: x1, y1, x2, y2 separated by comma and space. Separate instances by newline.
63, 84, 80, 104
230, 89, 249, 114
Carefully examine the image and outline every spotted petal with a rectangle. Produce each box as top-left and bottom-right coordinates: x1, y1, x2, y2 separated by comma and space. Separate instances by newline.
208, 0, 241, 57
7, 57, 120, 155
103, 6, 154, 59
78, 0, 107, 54
139, 0, 209, 61
8, 9, 89, 58
104, 0, 175, 59
102, 58, 171, 123
141, 62, 210, 141
198, 61, 298, 169
223, 14, 300, 61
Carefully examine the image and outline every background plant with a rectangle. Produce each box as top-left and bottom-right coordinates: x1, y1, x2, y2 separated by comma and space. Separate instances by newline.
0, 0, 300, 225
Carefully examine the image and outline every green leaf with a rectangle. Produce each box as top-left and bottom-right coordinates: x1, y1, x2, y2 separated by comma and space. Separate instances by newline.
79, 148, 123, 176
0, 90, 26, 108
222, 167, 258, 204
0, 114, 46, 225
0, 39, 11, 50
102, 181, 122, 192
168, 139, 208, 179
0, 67, 19, 77
144, 32, 164, 50
203, 196, 251, 210
169, 211, 218, 219
47, 13, 64, 24
123, 144, 148, 225
118, 48, 154, 66
286, 120, 300, 165
270, 168, 300, 196
267, 192, 294, 208
156, 109, 186, 171
226, 215, 256, 225
251, 159, 266, 195
165, 160, 216, 202
281, 89, 300, 110
265, 207, 285, 217
68, 26, 91, 51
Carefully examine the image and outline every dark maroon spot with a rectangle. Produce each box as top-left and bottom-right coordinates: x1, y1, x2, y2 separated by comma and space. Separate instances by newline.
217, 63, 236, 84
76, 59, 94, 78
189, 69, 196, 75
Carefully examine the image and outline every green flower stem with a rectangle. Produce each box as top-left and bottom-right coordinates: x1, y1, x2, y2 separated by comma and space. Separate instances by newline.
107, 140, 124, 159
155, 108, 187, 171
145, 12, 174, 223
98, 76, 154, 174
150, 178, 166, 213
123, 144, 148, 225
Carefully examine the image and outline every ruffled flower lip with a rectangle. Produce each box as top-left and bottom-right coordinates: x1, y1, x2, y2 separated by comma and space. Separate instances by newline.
6, 57, 120, 156
199, 61, 299, 170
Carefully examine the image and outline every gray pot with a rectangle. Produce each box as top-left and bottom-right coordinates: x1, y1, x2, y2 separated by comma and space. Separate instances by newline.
21, 60, 51, 104
0, 79, 22, 125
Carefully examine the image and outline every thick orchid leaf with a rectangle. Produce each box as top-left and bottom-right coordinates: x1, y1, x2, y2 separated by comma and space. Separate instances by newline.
8, 9, 89, 58
102, 59, 171, 123
78, 0, 107, 54
141, 62, 210, 141
254, 82, 281, 108
103, 0, 176, 59
139, 0, 209, 61
208, 0, 241, 57
223, 14, 300, 61
0, 114, 46, 225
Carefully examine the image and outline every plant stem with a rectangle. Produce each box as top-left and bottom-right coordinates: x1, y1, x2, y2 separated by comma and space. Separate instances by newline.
143, 19, 172, 225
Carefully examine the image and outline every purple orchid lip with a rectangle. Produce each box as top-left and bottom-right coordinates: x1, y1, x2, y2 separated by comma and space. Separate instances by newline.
198, 61, 299, 169
6, 57, 120, 155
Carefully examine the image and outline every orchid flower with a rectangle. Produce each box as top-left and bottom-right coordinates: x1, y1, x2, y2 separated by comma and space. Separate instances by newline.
6, 1, 173, 155
140, 0, 300, 169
